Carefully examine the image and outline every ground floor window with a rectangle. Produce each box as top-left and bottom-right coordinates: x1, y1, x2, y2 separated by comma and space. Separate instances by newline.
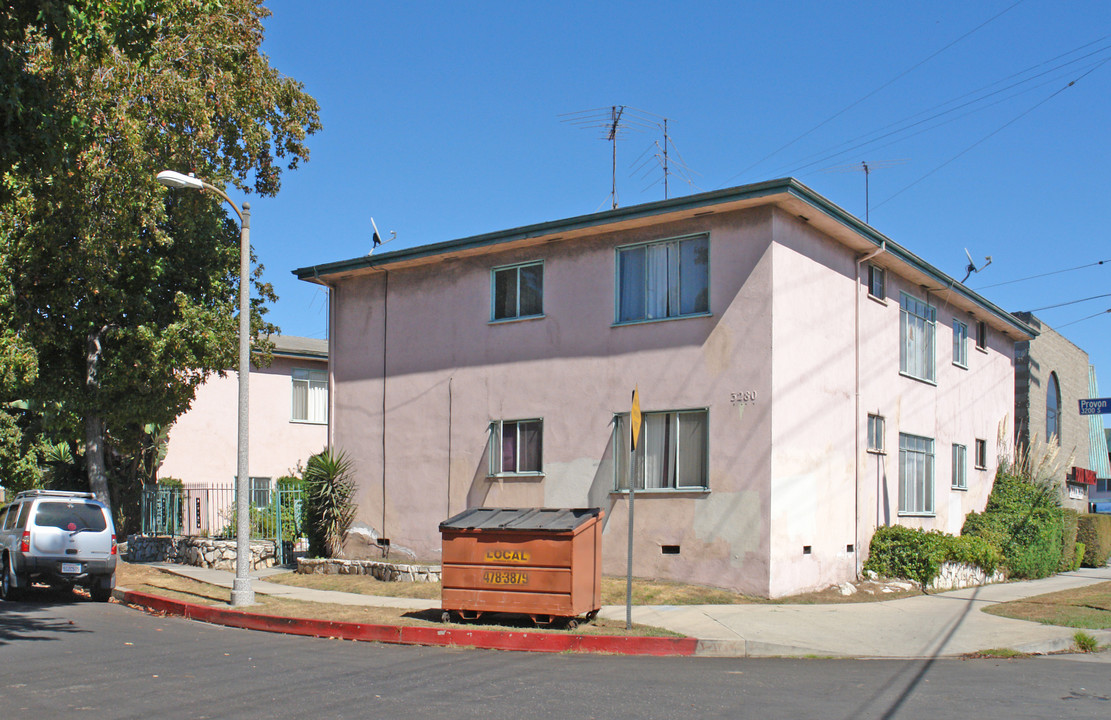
899, 433, 934, 515
951, 444, 967, 490
614, 409, 708, 490
249, 477, 271, 508
489, 419, 543, 475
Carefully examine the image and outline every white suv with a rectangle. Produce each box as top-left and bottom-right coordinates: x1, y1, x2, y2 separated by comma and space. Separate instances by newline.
0, 490, 117, 601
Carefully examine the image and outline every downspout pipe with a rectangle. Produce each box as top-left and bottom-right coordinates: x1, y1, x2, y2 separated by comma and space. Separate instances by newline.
854, 241, 885, 577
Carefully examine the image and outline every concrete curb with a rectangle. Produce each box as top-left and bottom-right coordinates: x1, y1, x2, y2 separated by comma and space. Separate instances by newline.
114, 588, 699, 657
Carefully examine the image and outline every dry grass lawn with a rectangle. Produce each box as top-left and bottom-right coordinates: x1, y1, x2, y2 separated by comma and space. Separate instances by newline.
114, 562, 680, 637
264, 569, 922, 605
982, 581, 1111, 630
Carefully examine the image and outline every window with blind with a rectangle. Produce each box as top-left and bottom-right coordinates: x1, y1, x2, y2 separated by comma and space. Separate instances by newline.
291, 368, 328, 424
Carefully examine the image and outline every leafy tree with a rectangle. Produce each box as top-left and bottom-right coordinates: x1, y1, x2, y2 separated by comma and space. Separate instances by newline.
0, 0, 320, 514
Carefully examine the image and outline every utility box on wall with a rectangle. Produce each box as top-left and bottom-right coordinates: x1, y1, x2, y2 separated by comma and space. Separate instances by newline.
439, 507, 603, 626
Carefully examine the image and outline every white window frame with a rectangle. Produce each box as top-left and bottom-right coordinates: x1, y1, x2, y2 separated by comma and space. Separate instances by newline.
974, 438, 988, 470
489, 419, 543, 476
615, 233, 710, 324
900, 292, 936, 383
491, 261, 544, 322
952, 444, 967, 490
899, 433, 935, 515
867, 414, 885, 454
291, 367, 328, 424
613, 409, 709, 491
867, 263, 886, 299
952, 320, 968, 368
976, 320, 988, 351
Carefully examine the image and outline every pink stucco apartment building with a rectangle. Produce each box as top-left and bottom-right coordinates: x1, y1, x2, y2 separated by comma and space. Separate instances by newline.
295, 178, 1035, 598
159, 335, 328, 499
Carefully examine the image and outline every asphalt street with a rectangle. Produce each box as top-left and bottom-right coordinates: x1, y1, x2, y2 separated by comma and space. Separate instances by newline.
1, 591, 1109, 720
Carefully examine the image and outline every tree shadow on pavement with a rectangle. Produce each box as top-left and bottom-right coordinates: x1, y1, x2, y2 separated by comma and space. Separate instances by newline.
0, 586, 90, 646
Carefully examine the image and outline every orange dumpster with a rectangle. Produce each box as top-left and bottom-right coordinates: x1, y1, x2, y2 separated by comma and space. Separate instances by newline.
439, 507, 604, 628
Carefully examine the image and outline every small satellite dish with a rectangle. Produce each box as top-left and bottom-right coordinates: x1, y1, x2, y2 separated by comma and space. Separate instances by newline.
962, 248, 993, 283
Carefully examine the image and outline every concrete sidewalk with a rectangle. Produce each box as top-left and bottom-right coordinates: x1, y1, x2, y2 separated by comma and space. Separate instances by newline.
141, 562, 1111, 658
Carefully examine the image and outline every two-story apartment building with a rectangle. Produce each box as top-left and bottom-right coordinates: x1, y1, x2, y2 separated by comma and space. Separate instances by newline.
295, 178, 1034, 597
159, 335, 328, 498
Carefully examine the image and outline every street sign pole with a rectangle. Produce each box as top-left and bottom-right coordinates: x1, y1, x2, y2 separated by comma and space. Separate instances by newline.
626, 387, 642, 631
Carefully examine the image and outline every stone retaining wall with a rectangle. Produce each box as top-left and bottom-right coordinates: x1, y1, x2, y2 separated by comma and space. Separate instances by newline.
297, 557, 441, 583
127, 534, 278, 571
927, 561, 1006, 592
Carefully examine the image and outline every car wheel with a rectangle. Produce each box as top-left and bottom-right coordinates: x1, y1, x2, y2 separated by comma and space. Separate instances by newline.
90, 584, 112, 603
1, 557, 21, 601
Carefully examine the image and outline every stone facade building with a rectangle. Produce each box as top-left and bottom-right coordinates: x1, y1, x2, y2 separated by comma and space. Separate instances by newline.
1013, 313, 1095, 510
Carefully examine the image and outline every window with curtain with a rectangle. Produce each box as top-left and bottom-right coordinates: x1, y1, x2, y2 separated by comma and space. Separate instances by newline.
899, 433, 934, 515
616, 234, 709, 323
292, 368, 328, 424
489, 419, 542, 475
613, 409, 708, 490
1047, 372, 1061, 445
900, 292, 936, 382
492, 261, 543, 321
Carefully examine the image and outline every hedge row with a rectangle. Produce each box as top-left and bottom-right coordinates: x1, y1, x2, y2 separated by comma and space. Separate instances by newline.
863, 525, 1002, 586
1077, 514, 1111, 568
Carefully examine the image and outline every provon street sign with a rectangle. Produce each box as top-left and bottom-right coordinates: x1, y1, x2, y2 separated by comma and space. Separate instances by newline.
1078, 398, 1111, 415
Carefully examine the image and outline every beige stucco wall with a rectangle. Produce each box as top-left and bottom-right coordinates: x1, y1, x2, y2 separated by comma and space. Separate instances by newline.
160, 355, 328, 486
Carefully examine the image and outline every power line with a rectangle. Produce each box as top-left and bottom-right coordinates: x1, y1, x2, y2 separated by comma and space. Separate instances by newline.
871, 58, 1111, 212
1055, 308, 1111, 329
719, 0, 1027, 187
1024, 292, 1111, 313
975, 259, 1108, 290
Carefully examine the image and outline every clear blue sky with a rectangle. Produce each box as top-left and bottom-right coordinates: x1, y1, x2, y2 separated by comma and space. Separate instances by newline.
250, 1, 1111, 388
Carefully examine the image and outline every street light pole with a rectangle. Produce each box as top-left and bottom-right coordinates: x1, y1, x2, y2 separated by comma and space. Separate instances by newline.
156, 170, 254, 606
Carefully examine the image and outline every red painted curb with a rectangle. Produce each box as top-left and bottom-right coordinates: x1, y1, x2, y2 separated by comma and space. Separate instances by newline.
117, 590, 698, 657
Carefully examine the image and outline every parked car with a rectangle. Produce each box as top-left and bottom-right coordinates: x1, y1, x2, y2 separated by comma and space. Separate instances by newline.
0, 490, 117, 601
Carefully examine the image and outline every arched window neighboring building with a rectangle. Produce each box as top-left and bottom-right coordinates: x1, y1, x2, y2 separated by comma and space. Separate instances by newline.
1047, 372, 1061, 445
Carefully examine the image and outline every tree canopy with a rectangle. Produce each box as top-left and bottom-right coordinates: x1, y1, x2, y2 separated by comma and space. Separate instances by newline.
0, 0, 320, 526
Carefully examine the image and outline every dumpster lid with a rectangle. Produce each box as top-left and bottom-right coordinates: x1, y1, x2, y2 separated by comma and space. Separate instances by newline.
439, 507, 601, 533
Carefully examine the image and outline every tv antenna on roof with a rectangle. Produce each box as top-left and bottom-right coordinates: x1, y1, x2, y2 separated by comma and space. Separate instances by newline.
562, 105, 678, 209
821, 159, 907, 224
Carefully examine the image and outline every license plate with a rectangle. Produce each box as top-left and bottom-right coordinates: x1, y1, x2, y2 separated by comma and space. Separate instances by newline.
61, 563, 81, 574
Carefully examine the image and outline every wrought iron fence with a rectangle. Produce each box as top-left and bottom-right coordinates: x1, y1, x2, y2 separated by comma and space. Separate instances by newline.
140, 484, 307, 564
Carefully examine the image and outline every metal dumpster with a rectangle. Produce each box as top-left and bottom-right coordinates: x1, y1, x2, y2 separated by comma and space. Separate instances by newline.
439, 507, 603, 627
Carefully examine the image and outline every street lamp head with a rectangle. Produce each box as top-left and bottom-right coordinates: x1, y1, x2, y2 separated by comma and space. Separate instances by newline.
156, 170, 205, 190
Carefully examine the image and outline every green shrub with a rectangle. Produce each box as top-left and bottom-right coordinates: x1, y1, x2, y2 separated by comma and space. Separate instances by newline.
157, 476, 184, 489
1059, 509, 1080, 571
1077, 514, 1111, 567
1072, 542, 1086, 572
865, 525, 1002, 586
961, 471, 1065, 579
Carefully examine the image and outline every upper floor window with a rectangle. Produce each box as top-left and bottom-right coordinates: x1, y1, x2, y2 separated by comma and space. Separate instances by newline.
976, 320, 988, 350
867, 264, 885, 299
953, 320, 968, 368
975, 438, 988, 469
614, 409, 708, 490
490, 419, 542, 475
616, 234, 709, 324
492, 261, 543, 321
900, 293, 936, 383
1047, 372, 1061, 445
292, 368, 327, 424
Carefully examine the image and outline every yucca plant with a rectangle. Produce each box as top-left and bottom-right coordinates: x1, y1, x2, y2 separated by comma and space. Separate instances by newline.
303, 448, 356, 558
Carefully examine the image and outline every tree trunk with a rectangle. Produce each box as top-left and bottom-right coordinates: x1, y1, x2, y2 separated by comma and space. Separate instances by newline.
86, 329, 111, 508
